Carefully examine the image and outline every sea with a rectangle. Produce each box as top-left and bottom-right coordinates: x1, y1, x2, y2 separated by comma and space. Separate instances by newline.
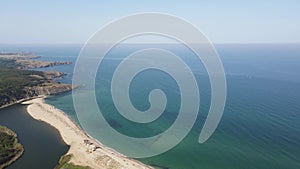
0, 44, 299, 169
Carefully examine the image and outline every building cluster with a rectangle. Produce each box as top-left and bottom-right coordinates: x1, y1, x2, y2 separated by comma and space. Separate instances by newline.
83, 139, 102, 152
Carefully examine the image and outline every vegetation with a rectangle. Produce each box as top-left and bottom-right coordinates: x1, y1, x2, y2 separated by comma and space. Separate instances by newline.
55, 154, 91, 169
0, 53, 73, 168
0, 53, 70, 69
0, 57, 72, 108
0, 61, 45, 107
0, 125, 24, 169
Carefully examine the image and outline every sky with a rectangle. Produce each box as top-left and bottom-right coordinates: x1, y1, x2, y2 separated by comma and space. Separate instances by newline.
1, 0, 300, 44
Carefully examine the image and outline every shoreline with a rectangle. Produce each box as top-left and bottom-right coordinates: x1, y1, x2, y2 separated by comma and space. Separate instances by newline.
22, 96, 152, 169
0, 126, 24, 169
0, 96, 42, 109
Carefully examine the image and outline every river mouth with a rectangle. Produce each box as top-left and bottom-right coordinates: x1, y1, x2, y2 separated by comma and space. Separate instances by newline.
0, 104, 69, 169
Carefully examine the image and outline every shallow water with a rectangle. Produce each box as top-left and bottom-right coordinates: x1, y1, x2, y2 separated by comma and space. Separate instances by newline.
2, 44, 300, 169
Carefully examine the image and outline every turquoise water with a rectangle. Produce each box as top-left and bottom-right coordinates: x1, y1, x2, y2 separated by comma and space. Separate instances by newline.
2, 44, 300, 168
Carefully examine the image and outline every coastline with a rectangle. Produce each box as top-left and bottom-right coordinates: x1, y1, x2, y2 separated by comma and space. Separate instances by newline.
0, 96, 43, 109
22, 96, 152, 169
0, 126, 24, 169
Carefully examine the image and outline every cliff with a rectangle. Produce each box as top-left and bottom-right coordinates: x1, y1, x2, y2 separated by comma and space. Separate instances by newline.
0, 52, 72, 69
15, 60, 72, 69
0, 53, 73, 108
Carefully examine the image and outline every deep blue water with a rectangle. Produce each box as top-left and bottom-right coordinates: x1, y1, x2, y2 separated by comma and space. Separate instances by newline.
1, 44, 300, 169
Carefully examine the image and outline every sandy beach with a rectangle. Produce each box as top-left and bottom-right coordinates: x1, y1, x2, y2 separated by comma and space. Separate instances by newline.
22, 97, 152, 169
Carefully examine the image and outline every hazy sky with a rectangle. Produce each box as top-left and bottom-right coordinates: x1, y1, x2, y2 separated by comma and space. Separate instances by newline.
1, 0, 299, 44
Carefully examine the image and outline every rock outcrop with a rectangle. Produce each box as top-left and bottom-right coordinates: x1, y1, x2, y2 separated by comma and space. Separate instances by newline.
0, 52, 74, 108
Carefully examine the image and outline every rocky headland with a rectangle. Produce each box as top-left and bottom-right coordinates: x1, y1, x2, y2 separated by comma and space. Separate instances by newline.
0, 52, 74, 108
